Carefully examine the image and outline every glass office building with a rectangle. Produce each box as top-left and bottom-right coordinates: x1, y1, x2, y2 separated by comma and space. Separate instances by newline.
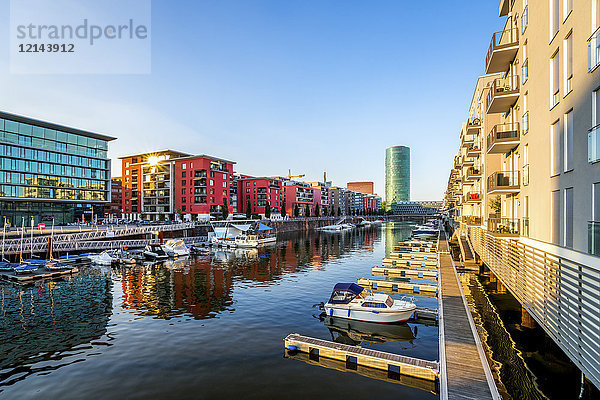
385, 145, 410, 207
0, 112, 115, 226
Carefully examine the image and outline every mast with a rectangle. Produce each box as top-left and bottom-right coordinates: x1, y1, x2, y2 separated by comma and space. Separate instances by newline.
19, 217, 24, 263
1, 216, 5, 262
49, 216, 55, 260
30, 216, 34, 258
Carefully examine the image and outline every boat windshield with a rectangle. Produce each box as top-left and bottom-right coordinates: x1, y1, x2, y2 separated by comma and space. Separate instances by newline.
385, 296, 394, 307
331, 291, 356, 303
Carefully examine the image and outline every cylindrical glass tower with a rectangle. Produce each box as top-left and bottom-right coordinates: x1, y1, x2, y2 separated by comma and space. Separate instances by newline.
385, 146, 410, 208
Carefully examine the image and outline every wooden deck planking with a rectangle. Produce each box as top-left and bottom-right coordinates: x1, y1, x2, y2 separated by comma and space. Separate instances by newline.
439, 231, 499, 400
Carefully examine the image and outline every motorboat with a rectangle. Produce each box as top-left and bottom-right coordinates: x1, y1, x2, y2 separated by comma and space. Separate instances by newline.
163, 239, 191, 256
88, 250, 119, 265
143, 244, 172, 261
13, 264, 39, 274
235, 233, 276, 248
323, 283, 416, 324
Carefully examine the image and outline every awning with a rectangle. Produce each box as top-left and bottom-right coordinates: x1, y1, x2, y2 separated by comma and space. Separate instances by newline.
257, 222, 272, 231
232, 224, 251, 232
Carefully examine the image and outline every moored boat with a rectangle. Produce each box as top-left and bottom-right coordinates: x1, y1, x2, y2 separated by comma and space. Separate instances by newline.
323, 283, 416, 324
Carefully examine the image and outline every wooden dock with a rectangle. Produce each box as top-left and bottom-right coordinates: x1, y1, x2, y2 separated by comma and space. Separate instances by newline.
438, 231, 500, 400
382, 258, 438, 268
394, 246, 436, 253
0, 267, 79, 284
389, 251, 438, 261
284, 333, 439, 382
358, 277, 438, 295
285, 348, 438, 394
372, 266, 438, 281
357, 278, 438, 298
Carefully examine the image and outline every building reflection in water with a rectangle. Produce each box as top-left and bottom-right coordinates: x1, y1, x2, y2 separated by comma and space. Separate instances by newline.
384, 221, 414, 256
119, 227, 382, 320
0, 271, 112, 386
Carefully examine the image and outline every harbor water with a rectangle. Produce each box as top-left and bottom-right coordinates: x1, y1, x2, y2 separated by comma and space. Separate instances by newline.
0, 223, 439, 399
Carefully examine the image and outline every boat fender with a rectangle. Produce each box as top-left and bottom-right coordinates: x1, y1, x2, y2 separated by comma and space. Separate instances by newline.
347, 309, 351, 317
286, 345, 298, 351
329, 309, 333, 316
371, 310, 379, 314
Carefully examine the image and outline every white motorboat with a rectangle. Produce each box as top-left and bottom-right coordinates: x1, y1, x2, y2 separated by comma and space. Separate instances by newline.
323, 283, 416, 324
89, 250, 119, 265
143, 244, 172, 261
235, 233, 276, 248
163, 239, 190, 256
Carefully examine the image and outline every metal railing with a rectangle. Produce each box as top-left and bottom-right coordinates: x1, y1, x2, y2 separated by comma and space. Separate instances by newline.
589, 26, 600, 72
589, 221, 600, 256
486, 27, 519, 69
466, 167, 481, 179
487, 76, 520, 111
467, 226, 600, 389
487, 171, 520, 192
464, 192, 481, 202
521, 6, 528, 34
487, 218, 520, 235
522, 217, 529, 237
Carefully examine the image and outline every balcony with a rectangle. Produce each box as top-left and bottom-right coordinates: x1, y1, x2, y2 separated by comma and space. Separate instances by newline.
464, 216, 482, 226
466, 119, 481, 135
486, 76, 520, 114
487, 123, 520, 153
461, 134, 475, 147
589, 26, 600, 72
466, 167, 482, 181
588, 221, 600, 256
486, 28, 519, 74
454, 157, 461, 169
488, 218, 520, 236
487, 171, 520, 194
499, 0, 515, 16
466, 143, 481, 157
464, 192, 482, 203
462, 157, 475, 166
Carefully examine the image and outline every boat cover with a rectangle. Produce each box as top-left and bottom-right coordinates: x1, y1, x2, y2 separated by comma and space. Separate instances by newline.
328, 283, 364, 304
257, 222, 272, 231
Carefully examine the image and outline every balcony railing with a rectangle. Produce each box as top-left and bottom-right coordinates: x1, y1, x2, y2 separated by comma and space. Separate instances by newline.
486, 28, 519, 74
487, 123, 520, 153
588, 26, 600, 72
487, 76, 520, 114
464, 216, 482, 226
588, 124, 600, 163
488, 218, 520, 236
487, 171, 520, 193
588, 221, 600, 256
464, 192, 481, 203
466, 167, 482, 180
466, 118, 481, 135
466, 143, 481, 157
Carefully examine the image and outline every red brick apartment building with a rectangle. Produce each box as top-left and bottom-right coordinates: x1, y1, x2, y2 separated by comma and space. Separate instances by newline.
120, 150, 235, 221
236, 176, 283, 216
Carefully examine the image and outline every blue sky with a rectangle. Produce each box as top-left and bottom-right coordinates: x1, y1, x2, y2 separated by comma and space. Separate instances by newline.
0, 0, 505, 200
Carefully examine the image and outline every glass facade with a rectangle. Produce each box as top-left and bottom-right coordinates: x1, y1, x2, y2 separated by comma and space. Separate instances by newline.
385, 146, 410, 207
0, 113, 114, 226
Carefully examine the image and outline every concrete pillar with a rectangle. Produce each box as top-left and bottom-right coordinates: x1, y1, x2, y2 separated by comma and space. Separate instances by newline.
496, 280, 507, 294
521, 307, 536, 329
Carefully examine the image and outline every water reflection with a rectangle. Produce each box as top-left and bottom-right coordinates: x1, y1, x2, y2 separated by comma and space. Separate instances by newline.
118, 227, 383, 321
0, 271, 112, 387
324, 316, 417, 347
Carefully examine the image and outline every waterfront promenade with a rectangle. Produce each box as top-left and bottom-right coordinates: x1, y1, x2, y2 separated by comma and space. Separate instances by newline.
438, 230, 500, 400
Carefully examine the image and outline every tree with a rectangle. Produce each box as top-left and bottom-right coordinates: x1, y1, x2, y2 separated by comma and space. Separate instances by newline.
221, 198, 229, 220
246, 199, 252, 219
314, 204, 320, 217
338, 207, 341, 216
489, 195, 502, 216
265, 201, 271, 218
281, 200, 287, 217
294, 204, 299, 218
323, 206, 328, 217
305, 204, 311, 217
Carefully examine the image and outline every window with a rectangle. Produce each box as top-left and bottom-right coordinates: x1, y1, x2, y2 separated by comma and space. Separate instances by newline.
182, 188, 186, 195
564, 110, 573, 171
551, 190, 561, 244
551, 50, 560, 107
246, 188, 250, 193
182, 163, 186, 169
210, 179, 214, 186
182, 171, 186, 178
551, 121, 562, 175
222, 182, 227, 188
522, 0, 528, 33
223, 190, 227, 196
210, 188, 214, 194
210, 171, 214, 178
564, 188, 573, 248
593, 183, 600, 221
182, 206, 186, 212
222, 173, 226, 179
522, 93, 529, 135
522, 59, 529, 83
550, 0, 559, 39
564, 33, 573, 94
182, 197, 186, 203
563, 0, 572, 21
182, 180, 186, 186
590, 90, 600, 162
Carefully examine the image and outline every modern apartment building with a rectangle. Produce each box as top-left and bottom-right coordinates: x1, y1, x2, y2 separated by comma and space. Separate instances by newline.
236, 176, 282, 216
445, 0, 600, 390
385, 145, 410, 207
0, 111, 114, 226
120, 150, 235, 221
347, 181, 374, 195
105, 177, 123, 220
281, 181, 319, 217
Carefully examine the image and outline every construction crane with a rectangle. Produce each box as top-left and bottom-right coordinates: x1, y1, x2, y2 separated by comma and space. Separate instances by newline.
287, 169, 305, 180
